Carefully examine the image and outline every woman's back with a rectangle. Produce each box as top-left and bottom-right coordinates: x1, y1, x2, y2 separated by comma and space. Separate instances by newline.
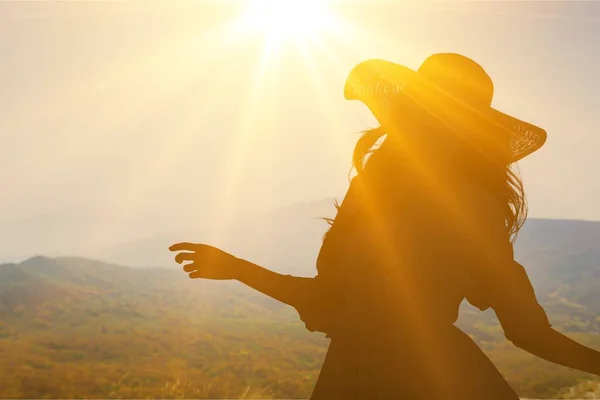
316, 142, 509, 330
309, 144, 530, 399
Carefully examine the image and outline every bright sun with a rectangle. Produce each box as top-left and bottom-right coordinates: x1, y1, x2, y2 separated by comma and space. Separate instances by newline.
240, 0, 336, 42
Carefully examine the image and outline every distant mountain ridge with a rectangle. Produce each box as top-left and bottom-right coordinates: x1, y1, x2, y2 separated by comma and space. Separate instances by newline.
77, 199, 600, 277
2, 199, 600, 334
3, 197, 600, 321
2, 197, 600, 336
1, 215, 599, 399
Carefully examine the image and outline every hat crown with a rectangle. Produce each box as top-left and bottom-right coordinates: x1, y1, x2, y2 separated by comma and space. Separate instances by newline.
343, 53, 547, 163
417, 53, 494, 108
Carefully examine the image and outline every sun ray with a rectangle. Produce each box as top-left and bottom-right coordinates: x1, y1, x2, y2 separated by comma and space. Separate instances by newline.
76, 0, 346, 250
294, 38, 354, 171
196, 0, 348, 244
55, 18, 252, 249
207, 32, 279, 245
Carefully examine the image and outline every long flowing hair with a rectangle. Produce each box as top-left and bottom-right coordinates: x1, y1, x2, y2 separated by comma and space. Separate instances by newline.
324, 126, 527, 243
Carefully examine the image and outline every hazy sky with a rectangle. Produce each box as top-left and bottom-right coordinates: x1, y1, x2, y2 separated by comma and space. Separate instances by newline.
1, 1, 599, 254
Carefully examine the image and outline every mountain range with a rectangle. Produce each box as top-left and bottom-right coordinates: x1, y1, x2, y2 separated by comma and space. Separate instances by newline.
1, 198, 599, 398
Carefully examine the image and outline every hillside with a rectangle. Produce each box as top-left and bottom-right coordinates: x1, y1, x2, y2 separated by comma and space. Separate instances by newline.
1, 200, 600, 398
89, 199, 600, 334
0, 253, 599, 398
0, 256, 325, 399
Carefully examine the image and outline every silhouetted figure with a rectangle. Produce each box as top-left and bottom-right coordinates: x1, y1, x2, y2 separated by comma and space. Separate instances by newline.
170, 53, 600, 399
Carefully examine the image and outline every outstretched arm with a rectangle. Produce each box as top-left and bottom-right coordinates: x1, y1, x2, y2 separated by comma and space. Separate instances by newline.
234, 258, 344, 334
511, 324, 600, 376
491, 262, 600, 376
231, 175, 364, 334
169, 242, 342, 335
461, 185, 600, 376
234, 257, 317, 307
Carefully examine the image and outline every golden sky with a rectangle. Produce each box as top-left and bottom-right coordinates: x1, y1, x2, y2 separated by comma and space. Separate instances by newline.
1, 1, 599, 256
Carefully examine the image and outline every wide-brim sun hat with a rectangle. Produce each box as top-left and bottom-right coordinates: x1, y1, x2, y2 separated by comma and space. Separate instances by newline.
344, 53, 547, 164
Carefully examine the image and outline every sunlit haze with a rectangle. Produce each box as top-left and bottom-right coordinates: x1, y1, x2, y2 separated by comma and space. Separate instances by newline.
1, 1, 599, 261
240, 0, 338, 41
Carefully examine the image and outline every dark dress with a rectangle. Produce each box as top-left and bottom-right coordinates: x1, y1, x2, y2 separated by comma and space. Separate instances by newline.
292, 148, 552, 399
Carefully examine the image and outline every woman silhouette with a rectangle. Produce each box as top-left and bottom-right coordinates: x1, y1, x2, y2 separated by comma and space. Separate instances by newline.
170, 53, 600, 399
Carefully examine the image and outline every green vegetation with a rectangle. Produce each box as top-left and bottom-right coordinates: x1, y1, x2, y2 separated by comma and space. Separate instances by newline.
0, 256, 598, 399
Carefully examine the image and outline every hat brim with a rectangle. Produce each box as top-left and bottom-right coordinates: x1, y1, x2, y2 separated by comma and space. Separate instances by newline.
344, 59, 546, 163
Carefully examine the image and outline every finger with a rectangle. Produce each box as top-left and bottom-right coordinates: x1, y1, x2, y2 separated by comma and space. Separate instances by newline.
169, 242, 201, 252
189, 271, 201, 279
182, 262, 198, 273
189, 270, 206, 279
175, 252, 196, 264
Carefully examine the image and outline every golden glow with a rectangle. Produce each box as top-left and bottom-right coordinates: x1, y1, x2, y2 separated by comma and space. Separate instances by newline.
239, 0, 337, 43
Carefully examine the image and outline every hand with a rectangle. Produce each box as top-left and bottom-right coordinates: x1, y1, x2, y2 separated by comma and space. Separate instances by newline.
169, 242, 242, 280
